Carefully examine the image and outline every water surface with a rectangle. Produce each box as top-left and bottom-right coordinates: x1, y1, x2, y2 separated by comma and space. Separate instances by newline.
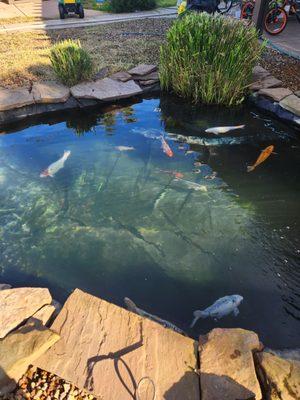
1, 96, 299, 348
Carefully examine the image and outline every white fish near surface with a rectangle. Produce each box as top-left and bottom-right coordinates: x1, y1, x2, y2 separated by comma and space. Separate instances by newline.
174, 178, 207, 192
205, 125, 245, 135
115, 146, 135, 151
40, 150, 71, 178
190, 295, 243, 328
124, 297, 185, 335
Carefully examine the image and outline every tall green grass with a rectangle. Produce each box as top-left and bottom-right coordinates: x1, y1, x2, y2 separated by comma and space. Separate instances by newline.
50, 39, 93, 87
160, 13, 264, 106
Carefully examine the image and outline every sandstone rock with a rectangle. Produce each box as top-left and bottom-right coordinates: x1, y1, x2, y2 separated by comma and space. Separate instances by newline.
199, 328, 262, 400
279, 94, 300, 117
71, 78, 142, 101
0, 283, 11, 290
252, 66, 271, 82
258, 88, 292, 102
93, 66, 109, 80
0, 323, 59, 395
0, 88, 34, 111
250, 76, 282, 91
295, 90, 300, 98
139, 79, 158, 86
36, 289, 199, 400
32, 81, 70, 104
28, 304, 57, 326
256, 351, 300, 400
133, 71, 159, 82
0, 287, 52, 339
128, 64, 157, 76
110, 71, 132, 82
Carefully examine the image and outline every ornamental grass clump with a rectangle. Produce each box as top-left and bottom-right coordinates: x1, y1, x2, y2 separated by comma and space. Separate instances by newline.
160, 13, 264, 106
50, 39, 93, 87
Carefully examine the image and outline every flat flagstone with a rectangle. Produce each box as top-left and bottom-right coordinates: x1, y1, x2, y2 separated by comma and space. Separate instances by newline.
36, 289, 200, 400
71, 78, 142, 101
250, 76, 282, 91
134, 71, 159, 82
128, 64, 157, 76
258, 87, 292, 102
28, 304, 57, 326
295, 90, 300, 98
110, 71, 132, 82
280, 94, 300, 117
0, 287, 52, 339
256, 351, 300, 400
0, 88, 34, 112
0, 322, 59, 395
0, 283, 11, 291
252, 66, 271, 82
32, 81, 70, 104
199, 328, 262, 400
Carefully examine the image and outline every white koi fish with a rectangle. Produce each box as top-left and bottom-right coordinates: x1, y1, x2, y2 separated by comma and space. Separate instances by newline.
40, 150, 71, 178
124, 297, 185, 335
174, 178, 207, 192
190, 295, 243, 328
205, 125, 245, 135
115, 146, 135, 151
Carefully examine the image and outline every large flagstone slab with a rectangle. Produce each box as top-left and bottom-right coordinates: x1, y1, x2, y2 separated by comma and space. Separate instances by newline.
199, 328, 262, 400
36, 289, 199, 400
0, 287, 52, 339
32, 81, 70, 104
71, 78, 142, 101
280, 94, 300, 117
0, 88, 34, 112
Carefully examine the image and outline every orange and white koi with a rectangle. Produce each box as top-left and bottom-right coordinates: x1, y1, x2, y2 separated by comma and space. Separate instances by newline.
159, 169, 184, 179
205, 125, 245, 135
40, 150, 71, 178
161, 137, 173, 157
247, 145, 274, 172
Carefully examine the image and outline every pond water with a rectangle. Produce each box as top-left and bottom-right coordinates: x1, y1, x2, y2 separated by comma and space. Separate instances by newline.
0, 95, 299, 348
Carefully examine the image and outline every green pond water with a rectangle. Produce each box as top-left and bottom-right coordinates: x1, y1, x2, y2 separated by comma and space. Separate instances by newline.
0, 95, 299, 348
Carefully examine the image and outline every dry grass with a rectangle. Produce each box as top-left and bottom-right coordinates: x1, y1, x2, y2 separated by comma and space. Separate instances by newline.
0, 16, 42, 25
0, 19, 171, 88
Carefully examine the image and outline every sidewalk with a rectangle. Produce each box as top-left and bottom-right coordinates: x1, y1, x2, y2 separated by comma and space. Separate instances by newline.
0, 5, 177, 32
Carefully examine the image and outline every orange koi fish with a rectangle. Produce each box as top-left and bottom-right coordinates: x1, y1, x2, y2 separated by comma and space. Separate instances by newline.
247, 145, 274, 172
159, 169, 184, 178
161, 137, 173, 158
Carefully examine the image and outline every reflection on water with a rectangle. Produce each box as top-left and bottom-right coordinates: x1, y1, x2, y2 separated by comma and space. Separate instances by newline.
0, 95, 299, 348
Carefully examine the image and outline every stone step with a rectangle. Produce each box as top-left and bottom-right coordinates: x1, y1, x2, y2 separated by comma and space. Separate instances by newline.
35, 289, 200, 400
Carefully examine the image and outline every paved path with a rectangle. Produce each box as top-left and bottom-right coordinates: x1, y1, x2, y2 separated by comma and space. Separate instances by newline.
264, 18, 300, 59
0, 5, 177, 32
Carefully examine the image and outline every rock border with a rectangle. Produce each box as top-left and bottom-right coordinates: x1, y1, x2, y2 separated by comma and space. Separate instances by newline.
0, 64, 299, 130
0, 65, 160, 126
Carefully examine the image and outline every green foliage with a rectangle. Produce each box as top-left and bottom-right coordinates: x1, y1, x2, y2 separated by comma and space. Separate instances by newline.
160, 13, 265, 106
109, 0, 156, 13
50, 39, 93, 87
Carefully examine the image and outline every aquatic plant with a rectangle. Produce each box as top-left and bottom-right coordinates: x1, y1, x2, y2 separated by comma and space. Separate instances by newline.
159, 13, 264, 106
50, 39, 93, 87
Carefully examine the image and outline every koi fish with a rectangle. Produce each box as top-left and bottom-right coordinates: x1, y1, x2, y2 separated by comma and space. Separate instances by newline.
190, 295, 243, 328
115, 146, 135, 151
124, 297, 185, 335
205, 125, 245, 135
247, 145, 274, 172
175, 178, 207, 192
161, 137, 173, 158
40, 150, 71, 178
159, 169, 184, 179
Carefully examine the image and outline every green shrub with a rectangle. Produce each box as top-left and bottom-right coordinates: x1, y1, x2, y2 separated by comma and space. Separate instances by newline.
160, 13, 265, 106
109, 0, 156, 13
50, 39, 93, 87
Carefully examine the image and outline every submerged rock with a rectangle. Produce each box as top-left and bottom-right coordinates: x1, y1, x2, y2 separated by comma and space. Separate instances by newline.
199, 328, 262, 400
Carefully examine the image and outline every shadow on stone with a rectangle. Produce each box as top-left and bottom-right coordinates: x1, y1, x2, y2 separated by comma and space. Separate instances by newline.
0, 366, 18, 397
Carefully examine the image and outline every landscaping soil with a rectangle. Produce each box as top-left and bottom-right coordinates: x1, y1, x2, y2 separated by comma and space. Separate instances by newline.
0, 18, 299, 91
0, 366, 97, 400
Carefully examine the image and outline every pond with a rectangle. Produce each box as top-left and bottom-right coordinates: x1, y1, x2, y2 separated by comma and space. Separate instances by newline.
0, 95, 299, 349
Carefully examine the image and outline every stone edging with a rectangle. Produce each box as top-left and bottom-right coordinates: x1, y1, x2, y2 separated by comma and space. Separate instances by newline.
0, 64, 299, 129
249, 66, 300, 129
0, 64, 160, 126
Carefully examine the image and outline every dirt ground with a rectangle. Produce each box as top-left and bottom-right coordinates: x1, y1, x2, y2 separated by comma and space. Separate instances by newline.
0, 18, 299, 90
